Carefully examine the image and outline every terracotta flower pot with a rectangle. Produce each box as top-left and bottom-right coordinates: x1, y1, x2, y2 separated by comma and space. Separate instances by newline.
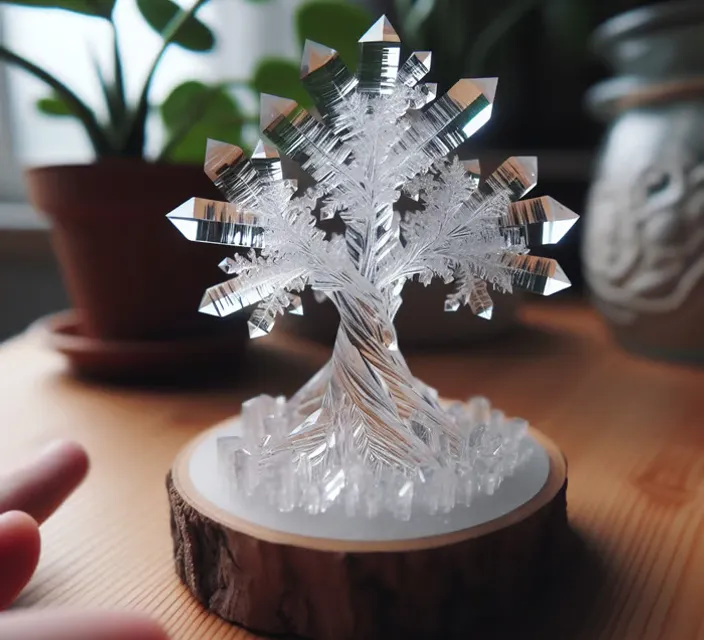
25, 160, 247, 345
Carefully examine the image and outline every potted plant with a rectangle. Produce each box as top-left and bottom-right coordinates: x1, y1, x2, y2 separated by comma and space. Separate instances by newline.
0, 0, 254, 372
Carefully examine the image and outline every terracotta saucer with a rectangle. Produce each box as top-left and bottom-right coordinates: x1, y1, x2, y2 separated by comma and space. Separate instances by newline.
29, 310, 247, 385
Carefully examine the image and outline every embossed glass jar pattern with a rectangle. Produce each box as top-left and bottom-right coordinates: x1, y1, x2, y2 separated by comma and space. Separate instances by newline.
585, 1, 704, 362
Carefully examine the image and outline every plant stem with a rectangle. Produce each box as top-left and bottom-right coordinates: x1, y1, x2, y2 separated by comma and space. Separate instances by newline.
0, 43, 110, 154
110, 18, 127, 125
121, 0, 210, 158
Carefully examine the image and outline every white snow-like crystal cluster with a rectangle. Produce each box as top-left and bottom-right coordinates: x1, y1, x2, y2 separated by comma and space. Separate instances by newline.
218, 395, 531, 520
167, 16, 578, 519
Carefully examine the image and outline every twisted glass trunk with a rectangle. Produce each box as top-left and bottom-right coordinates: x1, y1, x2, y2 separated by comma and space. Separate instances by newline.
225, 284, 529, 520
167, 17, 578, 518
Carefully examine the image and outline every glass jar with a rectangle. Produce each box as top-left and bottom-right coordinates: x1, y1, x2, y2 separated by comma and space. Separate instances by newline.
585, 0, 704, 363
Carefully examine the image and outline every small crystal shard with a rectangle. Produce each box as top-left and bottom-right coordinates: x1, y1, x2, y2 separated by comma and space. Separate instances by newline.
397, 51, 432, 87
287, 293, 304, 315
322, 468, 346, 507
444, 298, 460, 312
388, 477, 414, 521
462, 159, 481, 186
219, 257, 237, 274
248, 305, 277, 338
251, 139, 284, 184
409, 82, 437, 109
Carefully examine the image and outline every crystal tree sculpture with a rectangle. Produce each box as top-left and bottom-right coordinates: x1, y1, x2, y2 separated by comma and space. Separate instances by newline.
167, 17, 578, 520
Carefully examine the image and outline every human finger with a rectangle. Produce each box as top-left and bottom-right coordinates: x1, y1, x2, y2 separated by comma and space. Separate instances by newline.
0, 511, 40, 610
0, 610, 169, 640
0, 441, 89, 524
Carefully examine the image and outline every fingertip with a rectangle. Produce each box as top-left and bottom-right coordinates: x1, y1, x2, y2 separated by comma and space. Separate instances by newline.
43, 440, 90, 480
114, 614, 170, 640
0, 439, 91, 524
0, 511, 41, 610
0, 610, 170, 640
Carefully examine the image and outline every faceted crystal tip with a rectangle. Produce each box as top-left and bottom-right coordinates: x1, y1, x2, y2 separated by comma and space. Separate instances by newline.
204, 139, 244, 182
301, 40, 338, 78
533, 197, 579, 245
252, 138, 280, 160
219, 257, 237, 274
288, 294, 304, 316
503, 196, 579, 245
444, 298, 460, 312
471, 77, 498, 104
447, 78, 498, 110
198, 291, 221, 317
248, 320, 269, 339
477, 306, 493, 320
166, 197, 197, 232
260, 93, 298, 131
512, 156, 538, 184
544, 263, 572, 295
414, 51, 432, 71
418, 83, 437, 106
359, 15, 400, 43
462, 159, 481, 179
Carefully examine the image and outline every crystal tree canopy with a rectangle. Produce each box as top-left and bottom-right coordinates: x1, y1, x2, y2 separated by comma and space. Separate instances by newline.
167, 16, 578, 519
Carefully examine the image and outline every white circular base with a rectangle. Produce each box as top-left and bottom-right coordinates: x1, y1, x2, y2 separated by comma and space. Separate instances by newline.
187, 419, 550, 542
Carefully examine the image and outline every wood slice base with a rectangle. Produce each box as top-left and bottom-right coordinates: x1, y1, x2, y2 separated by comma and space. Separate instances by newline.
168, 425, 568, 640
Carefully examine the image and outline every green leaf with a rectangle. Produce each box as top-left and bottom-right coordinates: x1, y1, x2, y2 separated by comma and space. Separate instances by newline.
136, 0, 214, 52
295, 0, 373, 71
0, 0, 116, 18
159, 80, 244, 164
252, 58, 313, 109
36, 94, 74, 116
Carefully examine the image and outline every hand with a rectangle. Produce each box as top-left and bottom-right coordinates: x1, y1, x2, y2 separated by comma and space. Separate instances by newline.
0, 441, 168, 640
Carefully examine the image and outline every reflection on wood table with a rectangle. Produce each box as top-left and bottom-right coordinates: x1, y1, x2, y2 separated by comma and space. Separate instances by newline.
0, 301, 703, 639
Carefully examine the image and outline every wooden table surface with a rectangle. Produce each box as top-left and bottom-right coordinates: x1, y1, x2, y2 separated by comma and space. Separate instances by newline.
1, 302, 703, 639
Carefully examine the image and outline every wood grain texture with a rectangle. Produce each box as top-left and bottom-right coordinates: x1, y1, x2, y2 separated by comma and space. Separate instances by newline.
1, 301, 703, 639
167, 429, 567, 639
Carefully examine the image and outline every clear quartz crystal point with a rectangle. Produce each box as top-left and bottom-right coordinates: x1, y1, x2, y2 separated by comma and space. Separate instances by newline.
397, 51, 432, 87
501, 196, 579, 245
166, 197, 265, 248
394, 77, 498, 171
501, 254, 572, 295
204, 139, 262, 208
260, 93, 350, 186
301, 41, 358, 127
167, 15, 579, 519
357, 15, 401, 94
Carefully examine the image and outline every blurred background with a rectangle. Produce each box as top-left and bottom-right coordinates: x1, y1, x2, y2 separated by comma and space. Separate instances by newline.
0, 0, 702, 374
